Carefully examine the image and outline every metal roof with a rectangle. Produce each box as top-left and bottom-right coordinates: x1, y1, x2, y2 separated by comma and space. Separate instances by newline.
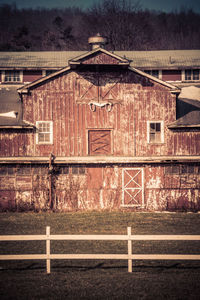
168, 110, 200, 128
0, 50, 199, 70
0, 85, 32, 127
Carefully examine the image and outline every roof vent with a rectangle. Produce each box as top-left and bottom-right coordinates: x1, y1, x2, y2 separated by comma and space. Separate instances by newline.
88, 33, 107, 50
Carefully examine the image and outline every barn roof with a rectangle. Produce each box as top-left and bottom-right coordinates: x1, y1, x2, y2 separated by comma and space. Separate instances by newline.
0, 85, 33, 128
18, 48, 179, 93
168, 86, 200, 128
0, 49, 199, 70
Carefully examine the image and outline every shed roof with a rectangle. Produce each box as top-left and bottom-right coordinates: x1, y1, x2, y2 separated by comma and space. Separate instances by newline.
0, 50, 199, 70
0, 85, 33, 128
168, 86, 200, 128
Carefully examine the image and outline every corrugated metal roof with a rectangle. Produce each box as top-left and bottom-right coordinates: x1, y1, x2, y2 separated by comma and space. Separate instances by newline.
0, 50, 199, 69
0, 85, 30, 127
168, 110, 200, 127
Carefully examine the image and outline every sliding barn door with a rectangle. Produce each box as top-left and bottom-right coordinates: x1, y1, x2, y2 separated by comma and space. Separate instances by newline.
122, 168, 144, 207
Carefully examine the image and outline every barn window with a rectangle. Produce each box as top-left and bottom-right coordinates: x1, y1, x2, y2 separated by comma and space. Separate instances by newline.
45, 70, 57, 76
16, 165, 31, 175
185, 69, 199, 81
180, 165, 195, 174
4, 71, 22, 82
144, 70, 159, 78
147, 121, 164, 143
72, 166, 85, 175
0, 166, 15, 176
60, 166, 69, 174
88, 130, 111, 155
165, 165, 179, 174
36, 121, 53, 144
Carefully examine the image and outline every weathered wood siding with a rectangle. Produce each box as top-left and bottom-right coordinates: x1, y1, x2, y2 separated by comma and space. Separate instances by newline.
23, 70, 43, 83
0, 52, 199, 212
0, 163, 199, 211
1, 68, 199, 157
162, 70, 182, 82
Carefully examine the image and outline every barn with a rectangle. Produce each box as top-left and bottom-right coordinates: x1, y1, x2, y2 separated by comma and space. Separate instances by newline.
0, 35, 200, 211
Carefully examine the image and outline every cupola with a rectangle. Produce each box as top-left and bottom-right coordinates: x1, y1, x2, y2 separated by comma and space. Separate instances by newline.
88, 33, 107, 50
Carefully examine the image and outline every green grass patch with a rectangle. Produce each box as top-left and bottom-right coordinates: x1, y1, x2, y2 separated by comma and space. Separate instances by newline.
0, 212, 200, 299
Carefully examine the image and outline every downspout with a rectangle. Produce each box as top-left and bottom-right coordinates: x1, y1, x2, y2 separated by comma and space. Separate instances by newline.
48, 153, 55, 209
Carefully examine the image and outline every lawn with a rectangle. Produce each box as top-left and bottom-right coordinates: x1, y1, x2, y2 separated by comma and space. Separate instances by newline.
0, 211, 200, 299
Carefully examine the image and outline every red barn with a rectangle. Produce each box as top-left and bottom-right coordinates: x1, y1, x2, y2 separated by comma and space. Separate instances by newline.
0, 36, 200, 211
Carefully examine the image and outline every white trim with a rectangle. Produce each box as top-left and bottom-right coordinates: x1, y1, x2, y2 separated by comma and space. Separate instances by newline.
181, 70, 185, 81
147, 121, 164, 144
2, 70, 23, 83
36, 121, 53, 145
183, 69, 200, 81
122, 168, 144, 208
19, 71, 23, 82
1, 71, 5, 82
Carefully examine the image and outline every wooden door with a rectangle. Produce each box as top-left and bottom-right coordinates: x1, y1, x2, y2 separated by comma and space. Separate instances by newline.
122, 168, 144, 207
88, 130, 111, 155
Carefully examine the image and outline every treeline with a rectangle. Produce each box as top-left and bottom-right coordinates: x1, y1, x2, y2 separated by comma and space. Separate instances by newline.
0, 0, 200, 51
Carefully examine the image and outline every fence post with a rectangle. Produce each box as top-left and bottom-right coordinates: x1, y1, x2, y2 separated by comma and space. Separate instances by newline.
127, 227, 132, 273
46, 226, 50, 274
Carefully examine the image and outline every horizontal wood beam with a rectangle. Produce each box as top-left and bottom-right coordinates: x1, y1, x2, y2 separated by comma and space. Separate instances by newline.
0, 156, 199, 164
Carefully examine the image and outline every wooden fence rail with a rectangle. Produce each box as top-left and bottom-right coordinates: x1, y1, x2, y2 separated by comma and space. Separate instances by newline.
1, 227, 200, 273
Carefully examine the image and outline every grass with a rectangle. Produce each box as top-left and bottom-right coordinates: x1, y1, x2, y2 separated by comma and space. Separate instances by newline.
0, 211, 200, 299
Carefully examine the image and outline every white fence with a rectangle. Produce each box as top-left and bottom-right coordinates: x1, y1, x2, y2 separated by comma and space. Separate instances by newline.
1, 227, 200, 273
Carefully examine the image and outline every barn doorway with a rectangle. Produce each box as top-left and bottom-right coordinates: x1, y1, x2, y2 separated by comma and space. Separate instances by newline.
122, 168, 144, 207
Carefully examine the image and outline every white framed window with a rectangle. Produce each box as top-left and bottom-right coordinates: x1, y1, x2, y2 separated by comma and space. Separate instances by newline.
147, 121, 164, 144
36, 121, 53, 144
2, 70, 23, 83
184, 69, 199, 81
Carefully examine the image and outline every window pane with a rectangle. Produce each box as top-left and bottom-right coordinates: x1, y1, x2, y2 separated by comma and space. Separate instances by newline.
37, 122, 52, 144
0, 167, 7, 175
172, 165, 179, 174
61, 166, 69, 174
156, 123, 161, 131
149, 122, 162, 143
150, 123, 155, 132
152, 70, 159, 78
44, 133, 50, 142
150, 133, 155, 142
188, 165, 194, 173
79, 167, 85, 175
185, 70, 191, 80
180, 165, 187, 174
5, 71, 20, 82
155, 132, 161, 142
38, 133, 45, 142
72, 166, 79, 174
193, 70, 199, 80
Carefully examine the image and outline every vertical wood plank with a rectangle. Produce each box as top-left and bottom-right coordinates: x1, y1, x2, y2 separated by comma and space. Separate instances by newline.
127, 227, 132, 273
46, 226, 50, 274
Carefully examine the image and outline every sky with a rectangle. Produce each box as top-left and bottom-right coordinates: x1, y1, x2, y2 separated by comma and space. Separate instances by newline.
0, 0, 200, 13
